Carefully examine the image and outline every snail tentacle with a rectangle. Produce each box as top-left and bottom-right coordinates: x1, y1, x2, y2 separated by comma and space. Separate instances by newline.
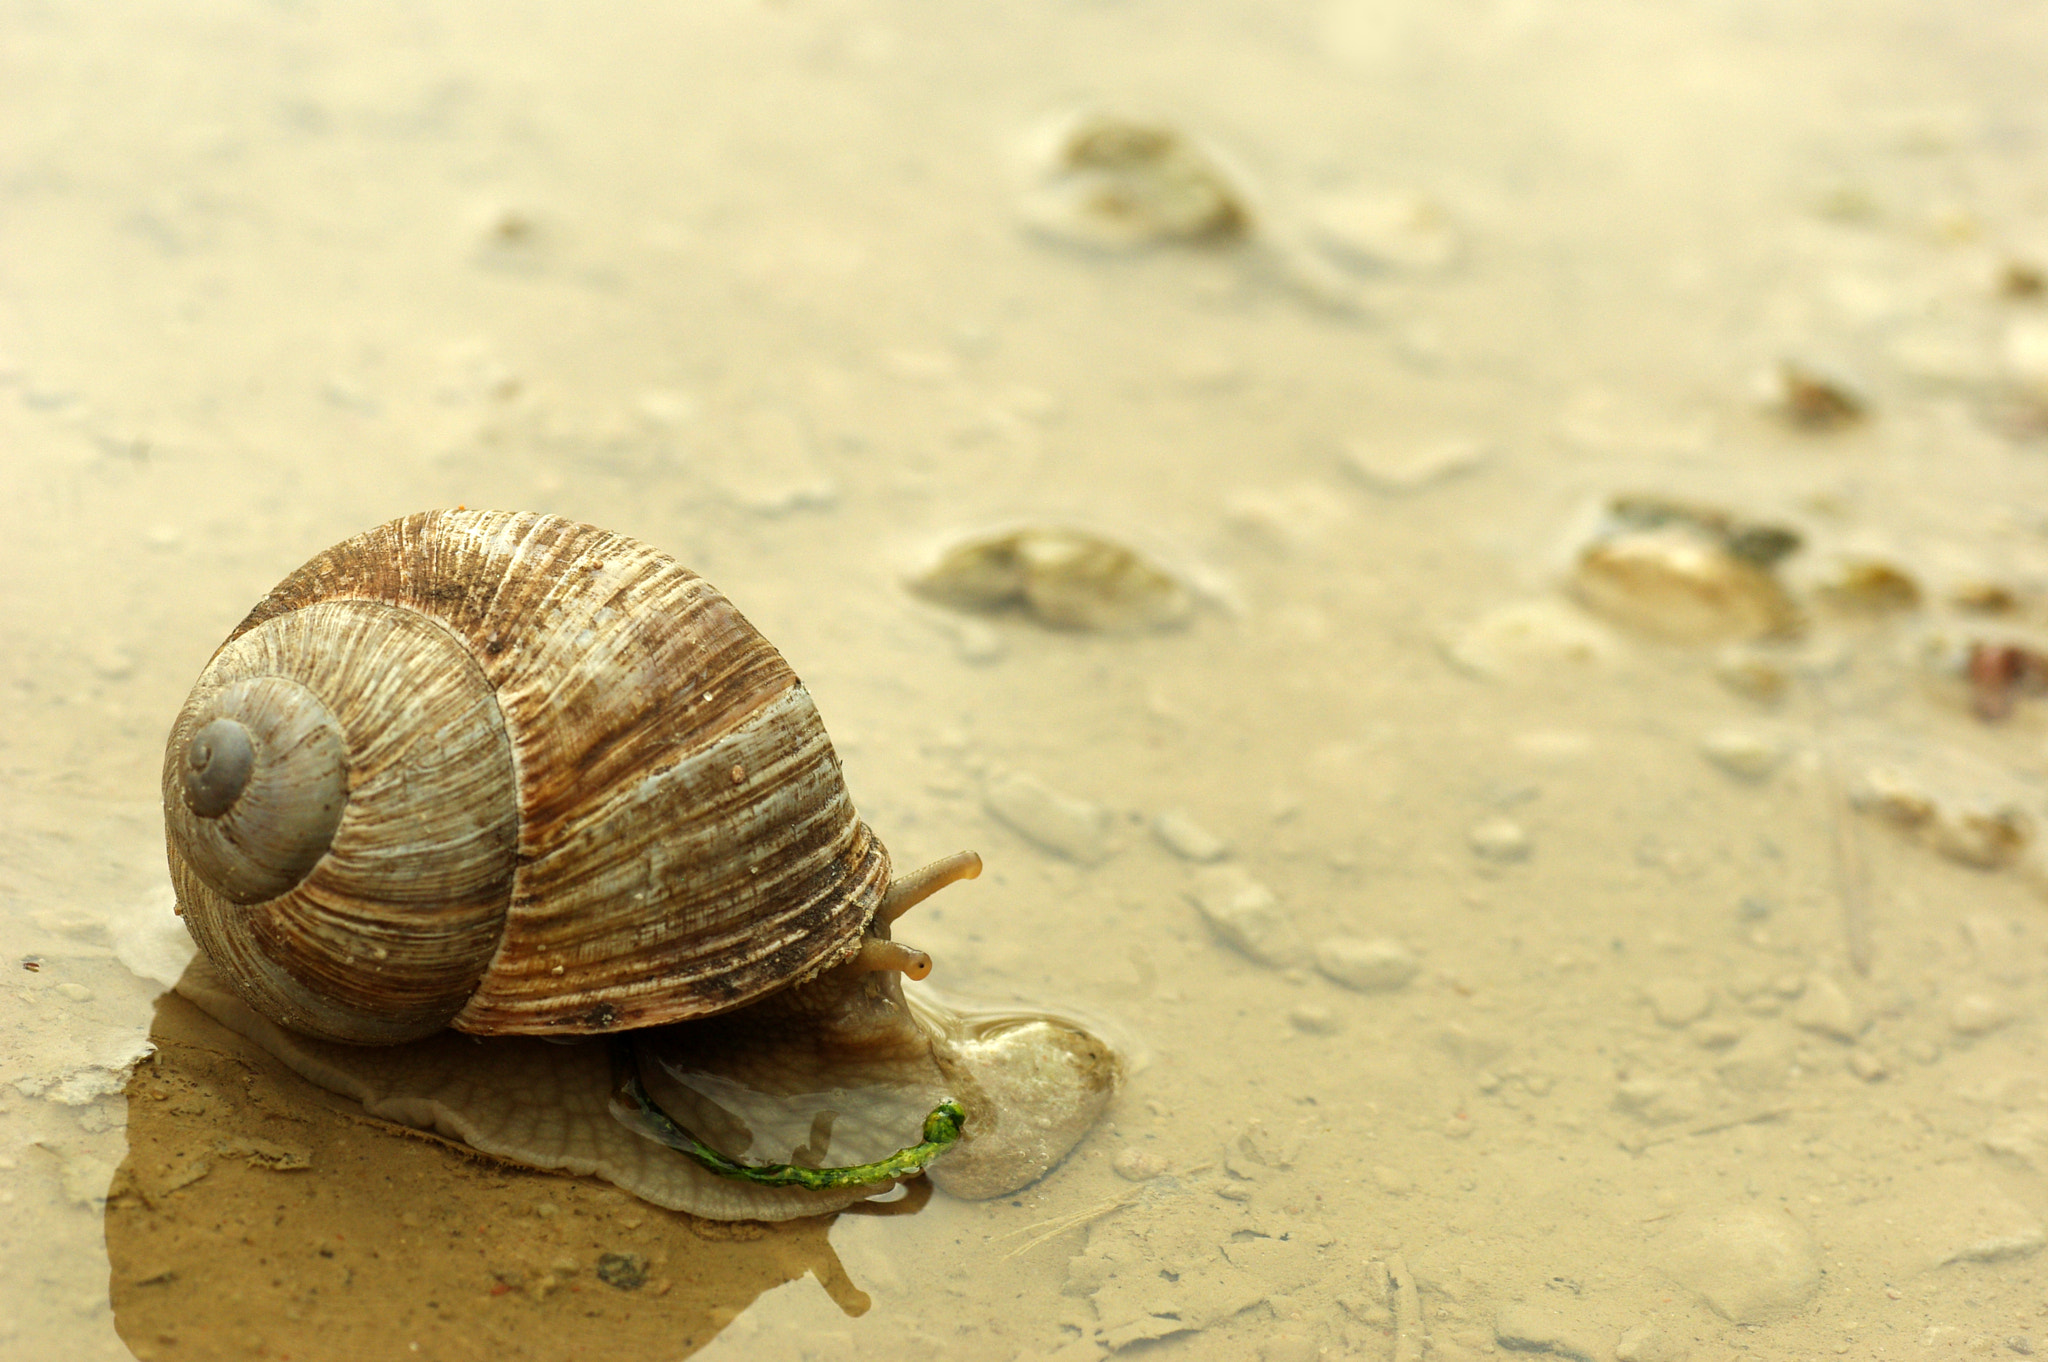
612, 1063, 965, 1190
877, 850, 982, 925
845, 937, 933, 980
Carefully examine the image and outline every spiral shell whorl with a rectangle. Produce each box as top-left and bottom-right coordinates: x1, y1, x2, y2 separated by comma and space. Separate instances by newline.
169, 678, 348, 899
166, 599, 519, 1044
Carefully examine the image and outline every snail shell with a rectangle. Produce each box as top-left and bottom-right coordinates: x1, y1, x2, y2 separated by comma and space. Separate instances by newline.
163, 509, 889, 1046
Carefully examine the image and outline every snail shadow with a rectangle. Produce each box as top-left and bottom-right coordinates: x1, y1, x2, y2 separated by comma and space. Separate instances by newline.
105, 985, 885, 1362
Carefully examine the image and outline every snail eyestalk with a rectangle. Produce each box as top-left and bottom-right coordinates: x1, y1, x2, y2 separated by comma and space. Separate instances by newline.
613, 1069, 966, 1191
878, 850, 982, 925
848, 937, 933, 980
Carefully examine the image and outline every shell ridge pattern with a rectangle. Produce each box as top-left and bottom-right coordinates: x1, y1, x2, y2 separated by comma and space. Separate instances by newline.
457, 684, 879, 1030
182, 509, 885, 1037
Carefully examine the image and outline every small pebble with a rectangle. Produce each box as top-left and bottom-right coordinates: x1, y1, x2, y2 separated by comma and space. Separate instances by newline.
1614, 1321, 1690, 1362
1699, 728, 1785, 781
1949, 993, 2012, 1036
1951, 580, 2023, 615
1962, 912, 2020, 958
1817, 558, 1922, 614
1715, 1025, 1796, 1091
947, 618, 1005, 664
1288, 1003, 1341, 1035
2000, 258, 2046, 298
1258, 1335, 1320, 1362
1928, 807, 2030, 870
55, 983, 93, 1003
595, 1253, 647, 1291
1791, 972, 1866, 1041
1944, 1227, 2047, 1265
1112, 1148, 1167, 1182
1341, 436, 1488, 492
1846, 1049, 1890, 1082
1493, 1303, 1605, 1362
983, 771, 1116, 865
1152, 809, 1229, 863
1442, 600, 1618, 679
32, 910, 105, 939
1468, 817, 1531, 864
1314, 936, 1419, 993
1643, 977, 1712, 1027
1766, 360, 1867, 429
2006, 318, 2048, 385
1372, 1165, 1414, 1195
1714, 647, 1792, 704
1661, 1206, 1820, 1323
93, 648, 137, 682
1612, 1076, 1704, 1126
1188, 865, 1308, 968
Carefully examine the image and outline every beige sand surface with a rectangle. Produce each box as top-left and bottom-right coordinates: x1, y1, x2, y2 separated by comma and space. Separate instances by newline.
6, 1, 2048, 1358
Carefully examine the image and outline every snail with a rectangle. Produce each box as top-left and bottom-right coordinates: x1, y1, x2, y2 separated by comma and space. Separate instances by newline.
162, 508, 1122, 1220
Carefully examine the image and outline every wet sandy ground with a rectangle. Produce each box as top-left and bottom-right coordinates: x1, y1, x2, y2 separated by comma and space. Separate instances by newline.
8, 1, 2048, 1358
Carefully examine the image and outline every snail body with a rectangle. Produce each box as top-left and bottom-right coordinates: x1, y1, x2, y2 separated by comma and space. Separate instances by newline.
162, 509, 1120, 1219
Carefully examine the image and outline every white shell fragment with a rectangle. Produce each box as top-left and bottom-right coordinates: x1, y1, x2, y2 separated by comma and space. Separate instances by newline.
1188, 864, 1308, 968
984, 771, 1118, 865
1020, 112, 1252, 250
910, 527, 1193, 632
1151, 808, 1229, 862
1852, 765, 2032, 869
1572, 496, 1803, 643
1313, 937, 1418, 993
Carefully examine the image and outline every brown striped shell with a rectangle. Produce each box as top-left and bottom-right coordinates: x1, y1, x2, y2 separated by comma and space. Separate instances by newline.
162, 509, 889, 1046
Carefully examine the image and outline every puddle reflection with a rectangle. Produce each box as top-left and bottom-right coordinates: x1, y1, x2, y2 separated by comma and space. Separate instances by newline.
107, 987, 891, 1361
